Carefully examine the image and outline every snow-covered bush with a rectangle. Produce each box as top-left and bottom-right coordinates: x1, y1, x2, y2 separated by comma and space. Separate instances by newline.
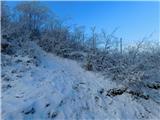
83, 54, 94, 71
82, 41, 160, 88
68, 51, 86, 61
39, 28, 73, 57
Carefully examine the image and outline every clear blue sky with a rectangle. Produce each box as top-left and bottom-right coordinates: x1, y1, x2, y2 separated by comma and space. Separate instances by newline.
7, 1, 160, 46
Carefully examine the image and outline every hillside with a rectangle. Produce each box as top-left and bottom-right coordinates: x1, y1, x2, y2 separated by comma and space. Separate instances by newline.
1, 42, 160, 120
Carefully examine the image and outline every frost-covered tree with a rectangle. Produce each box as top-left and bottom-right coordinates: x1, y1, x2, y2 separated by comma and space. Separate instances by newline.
73, 26, 85, 44
15, 1, 48, 40
1, 1, 12, 39
101, 29, 111, 52
88, 26, 98, 53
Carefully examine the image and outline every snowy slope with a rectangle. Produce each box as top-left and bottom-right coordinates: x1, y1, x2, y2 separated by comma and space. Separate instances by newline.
1, 42, 160, 120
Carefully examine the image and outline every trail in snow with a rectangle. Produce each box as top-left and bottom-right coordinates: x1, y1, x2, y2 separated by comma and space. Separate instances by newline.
2, 42, 160, 120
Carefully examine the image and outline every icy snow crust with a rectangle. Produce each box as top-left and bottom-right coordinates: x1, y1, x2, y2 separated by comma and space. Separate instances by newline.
2, 42, 160, 120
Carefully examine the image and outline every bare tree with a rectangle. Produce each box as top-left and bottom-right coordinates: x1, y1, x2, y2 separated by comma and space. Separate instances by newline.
16, 1, 48, 32
73, 26, 85, 49
101, 29, 111, 52
101, 27, 119, 52
120, 38, 123, 54
90, 26, 98, 53
1, 1, 12, 38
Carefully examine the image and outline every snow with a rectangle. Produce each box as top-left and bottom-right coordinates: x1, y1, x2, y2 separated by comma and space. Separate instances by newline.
1, 42, 160, 120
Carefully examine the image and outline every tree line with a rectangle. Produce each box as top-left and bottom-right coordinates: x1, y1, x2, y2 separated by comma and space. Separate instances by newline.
1, 1, 160, 90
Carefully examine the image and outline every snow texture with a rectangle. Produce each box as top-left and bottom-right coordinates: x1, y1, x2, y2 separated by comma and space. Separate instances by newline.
1, 42, 160, 120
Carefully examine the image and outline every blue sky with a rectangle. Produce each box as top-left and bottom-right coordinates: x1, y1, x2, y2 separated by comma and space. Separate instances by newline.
7, 1, 160, 46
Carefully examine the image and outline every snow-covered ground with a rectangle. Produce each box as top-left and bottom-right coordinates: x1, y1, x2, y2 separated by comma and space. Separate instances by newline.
1, 42, 160, 120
